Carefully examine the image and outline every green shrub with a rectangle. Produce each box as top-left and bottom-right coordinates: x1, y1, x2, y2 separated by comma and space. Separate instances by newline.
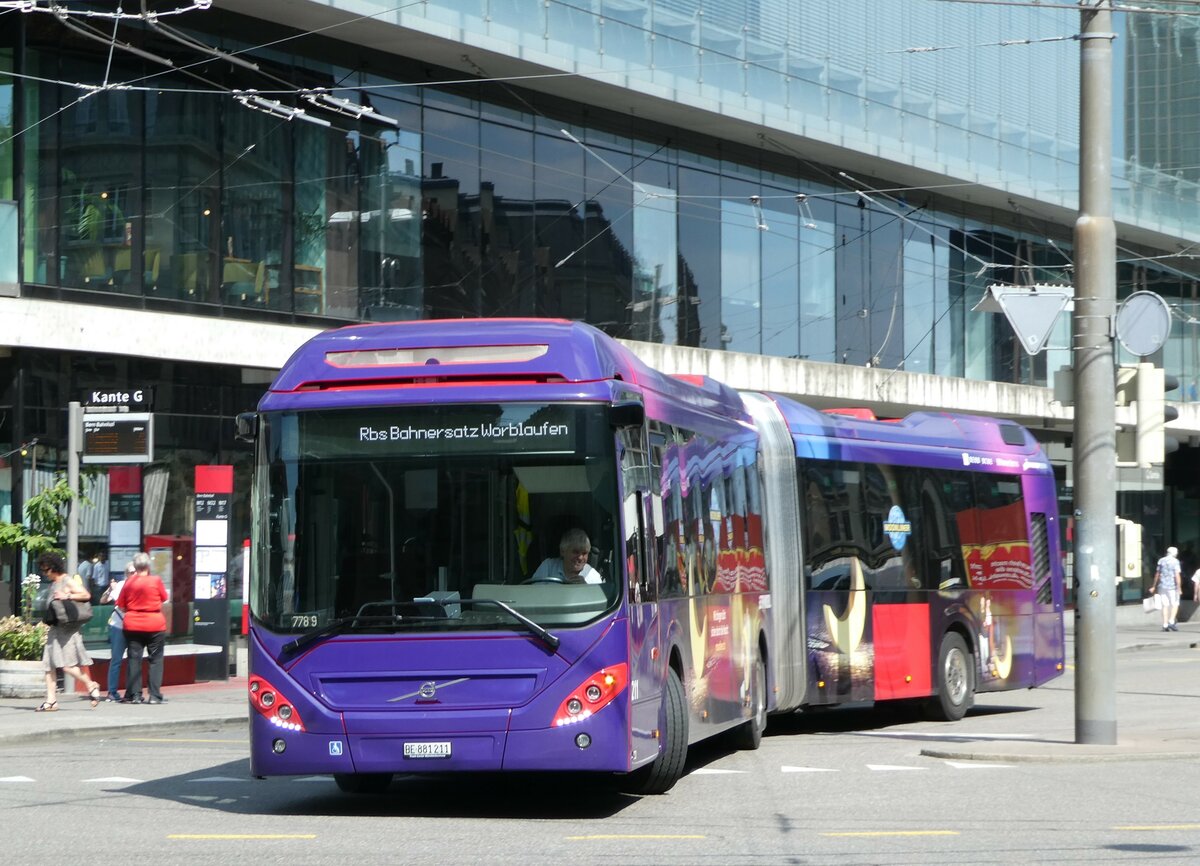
0, 616, 47, 662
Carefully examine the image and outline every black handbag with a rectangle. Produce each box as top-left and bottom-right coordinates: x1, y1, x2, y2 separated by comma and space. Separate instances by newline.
47, 598, 94, 626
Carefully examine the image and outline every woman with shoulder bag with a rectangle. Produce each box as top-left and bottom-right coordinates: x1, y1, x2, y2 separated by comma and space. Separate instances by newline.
35, 552, 101, 711
99, 562, 134, 702
117, 552, 169, 704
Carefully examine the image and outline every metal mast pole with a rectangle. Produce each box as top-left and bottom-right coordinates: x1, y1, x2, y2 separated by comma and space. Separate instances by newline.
1073, 0, 1118, 745
67, 401, 81, 575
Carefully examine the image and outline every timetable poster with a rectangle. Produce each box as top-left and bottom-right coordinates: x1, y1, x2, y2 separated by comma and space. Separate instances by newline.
194, 466, 232, 600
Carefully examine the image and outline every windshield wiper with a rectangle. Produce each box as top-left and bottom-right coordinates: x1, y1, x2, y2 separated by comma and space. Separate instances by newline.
414, 596, 560, 650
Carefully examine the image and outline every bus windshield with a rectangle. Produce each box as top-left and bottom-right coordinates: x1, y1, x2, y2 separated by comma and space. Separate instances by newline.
253, 402, 622, 634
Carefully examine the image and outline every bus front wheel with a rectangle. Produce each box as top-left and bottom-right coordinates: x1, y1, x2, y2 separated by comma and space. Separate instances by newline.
334, 773, 393, 795
628, 667, 688, 795
927, 632, 973, 722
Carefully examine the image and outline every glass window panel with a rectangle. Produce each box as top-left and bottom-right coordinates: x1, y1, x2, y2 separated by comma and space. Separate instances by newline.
602, 10, 650, 70
720, 195, 760, 354
57, 59, 143, 297
0, 48, 11, 202
18, 55, 56, 286
652, 34, 700, 96
631, 182, 678, 345
221, 102, 286, 311
547, 1, 600, 64
533, 132, 585, 319
869, 212, 903, 369
760, 202, 798, 359
144, 81, 219, 302
678, 166, 720, 349
903, 225, 948, 376
583, 142, 633, 337
480, 121, 535, 317
799, 197, 835, 363
423, 106, 481, 318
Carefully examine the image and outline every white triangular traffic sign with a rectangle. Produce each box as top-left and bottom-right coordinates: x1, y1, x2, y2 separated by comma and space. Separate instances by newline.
993, 288, 1071, 355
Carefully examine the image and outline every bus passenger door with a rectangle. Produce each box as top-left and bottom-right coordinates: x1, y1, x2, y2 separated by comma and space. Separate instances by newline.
627, 488, 663, 767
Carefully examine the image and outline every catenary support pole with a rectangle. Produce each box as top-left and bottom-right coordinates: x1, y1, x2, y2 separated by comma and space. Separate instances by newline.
1073, 1, 1118, 745
67, 401, 81, 576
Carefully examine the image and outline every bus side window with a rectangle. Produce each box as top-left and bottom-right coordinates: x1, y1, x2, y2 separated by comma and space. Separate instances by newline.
620, 426, 655, 602
649, 424, 667, 600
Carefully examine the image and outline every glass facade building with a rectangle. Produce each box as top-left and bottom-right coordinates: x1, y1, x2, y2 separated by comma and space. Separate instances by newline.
3, 1, 1200, 620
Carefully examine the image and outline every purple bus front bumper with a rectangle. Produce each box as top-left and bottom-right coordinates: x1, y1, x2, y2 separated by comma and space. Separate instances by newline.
248, 624, 637, 778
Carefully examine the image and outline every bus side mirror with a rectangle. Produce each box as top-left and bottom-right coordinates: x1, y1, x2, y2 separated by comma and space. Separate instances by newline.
609, 401, 645, 429
235, 412, 259, 443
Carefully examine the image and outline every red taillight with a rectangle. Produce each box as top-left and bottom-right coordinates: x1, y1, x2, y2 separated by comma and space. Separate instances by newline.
551, 663, 629, 727
249, 674, 307, 732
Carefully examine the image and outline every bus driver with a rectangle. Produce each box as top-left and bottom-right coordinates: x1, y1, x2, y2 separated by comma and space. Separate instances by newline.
531, 528, 603, 584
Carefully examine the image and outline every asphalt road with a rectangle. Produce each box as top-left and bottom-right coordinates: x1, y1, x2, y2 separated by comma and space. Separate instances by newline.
2, 648, 1198, 865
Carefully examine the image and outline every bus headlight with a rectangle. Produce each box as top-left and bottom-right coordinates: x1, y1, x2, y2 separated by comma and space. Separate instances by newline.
552, 663, 629, 727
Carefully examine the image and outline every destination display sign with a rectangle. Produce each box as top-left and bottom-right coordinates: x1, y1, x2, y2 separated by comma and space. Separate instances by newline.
82, 413, 153, 464
291, 404, 600, 458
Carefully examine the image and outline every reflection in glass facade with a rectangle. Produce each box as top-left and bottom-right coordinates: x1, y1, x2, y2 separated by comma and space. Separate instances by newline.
2, 2, 1200, 398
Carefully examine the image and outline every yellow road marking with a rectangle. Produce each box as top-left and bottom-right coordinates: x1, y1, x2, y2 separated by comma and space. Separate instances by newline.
821, 831, 959, 837
1115, 824, 1200, 831
171, 830, 319, 834
568, 830, 705, 834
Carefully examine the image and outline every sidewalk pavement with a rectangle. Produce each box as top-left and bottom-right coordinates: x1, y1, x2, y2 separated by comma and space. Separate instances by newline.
0, 677, 247, 743
0, 605, 1196, 762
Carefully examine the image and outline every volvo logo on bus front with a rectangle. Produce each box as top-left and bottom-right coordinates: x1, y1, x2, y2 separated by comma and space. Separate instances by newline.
388, 677, 470, 703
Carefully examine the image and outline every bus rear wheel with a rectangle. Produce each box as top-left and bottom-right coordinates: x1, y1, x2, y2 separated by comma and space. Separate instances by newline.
334, 773, 393, 795
730, 653, 766, 750
926, 632, 973, 722
627, 667, 688, 795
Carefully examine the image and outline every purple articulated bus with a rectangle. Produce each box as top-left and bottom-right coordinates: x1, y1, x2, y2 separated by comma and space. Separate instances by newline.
238, 318, 1065, 794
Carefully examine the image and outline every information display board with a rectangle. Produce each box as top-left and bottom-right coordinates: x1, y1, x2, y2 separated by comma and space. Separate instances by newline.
82, 413, 153, 464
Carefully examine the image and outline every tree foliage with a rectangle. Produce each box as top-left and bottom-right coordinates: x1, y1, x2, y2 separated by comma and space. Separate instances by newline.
0, 474, 76, 556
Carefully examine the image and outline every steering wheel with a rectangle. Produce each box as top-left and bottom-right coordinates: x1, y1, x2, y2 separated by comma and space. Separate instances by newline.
522, 576, 565, 584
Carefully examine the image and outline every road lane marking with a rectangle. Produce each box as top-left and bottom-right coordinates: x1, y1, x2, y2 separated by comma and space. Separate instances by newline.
171, 830, 319, 834
568, 830, 705, 834
83, 777, 144, 783
1114, 824, 1200, 831
189, 776, 250, 782
294, 776, 336, 783
856, 731, 1037, 740
781, 766, 837, 772
0, 776, 34, 783
822, 830, 958, 837
866, 764, 927, 771
691, 767, 745, 774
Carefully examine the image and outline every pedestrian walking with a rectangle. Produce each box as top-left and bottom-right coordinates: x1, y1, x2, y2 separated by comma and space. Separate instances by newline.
34, 552, 101, 711
1151, 545, 1183, 632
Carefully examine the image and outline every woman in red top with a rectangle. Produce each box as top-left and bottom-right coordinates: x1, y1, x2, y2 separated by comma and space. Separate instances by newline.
117, 551, 169, 704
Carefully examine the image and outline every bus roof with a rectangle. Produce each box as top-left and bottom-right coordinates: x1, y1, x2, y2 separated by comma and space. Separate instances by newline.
766, 393, 1044, 457
266, 318, 749, 421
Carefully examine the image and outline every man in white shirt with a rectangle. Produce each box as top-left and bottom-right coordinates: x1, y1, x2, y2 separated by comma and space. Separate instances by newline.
531, 528, 603, 584
1151, 545, 1183, 632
